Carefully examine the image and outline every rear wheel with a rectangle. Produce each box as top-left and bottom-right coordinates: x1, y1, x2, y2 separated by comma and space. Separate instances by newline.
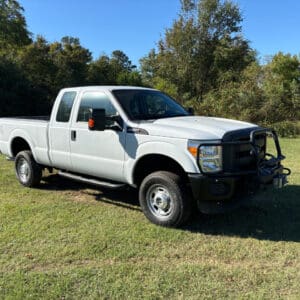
139, 171, 191, 227
15, 150, 42, 187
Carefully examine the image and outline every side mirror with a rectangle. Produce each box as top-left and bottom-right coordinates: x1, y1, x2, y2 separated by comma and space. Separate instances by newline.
88, 109, 106, 131
187, 107, 194, 115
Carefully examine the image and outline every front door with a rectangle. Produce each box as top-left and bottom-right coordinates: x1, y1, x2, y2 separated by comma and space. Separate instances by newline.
69, 91, 126, 182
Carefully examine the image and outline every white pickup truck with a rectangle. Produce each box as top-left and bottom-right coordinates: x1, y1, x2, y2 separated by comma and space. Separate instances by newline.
0, 86, 290, 227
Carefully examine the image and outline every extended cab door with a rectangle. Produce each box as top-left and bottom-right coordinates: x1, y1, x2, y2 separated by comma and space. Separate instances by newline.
48, 91, 77, 170
69, 90, 126, 182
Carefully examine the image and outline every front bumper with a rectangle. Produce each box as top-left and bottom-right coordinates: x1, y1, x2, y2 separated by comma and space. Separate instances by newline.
188, 128, 291, 213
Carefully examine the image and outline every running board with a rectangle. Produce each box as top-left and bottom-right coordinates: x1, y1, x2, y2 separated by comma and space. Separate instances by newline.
58, 171, 126, 189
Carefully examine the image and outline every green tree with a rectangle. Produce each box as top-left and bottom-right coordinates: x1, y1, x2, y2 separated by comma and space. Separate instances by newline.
50, 36, 92, 89
17, 36, 58, 111
140, 0, 254, 102
87, 50, 142, 86
17, 36, 93, 113
87, 54, 113, 84
199, 62, 265, 122
111, 50, 136, 72
116, 70, 143, 86
262, 52, 300, 122
0, 0, 31, 52
0, 55, 33, 116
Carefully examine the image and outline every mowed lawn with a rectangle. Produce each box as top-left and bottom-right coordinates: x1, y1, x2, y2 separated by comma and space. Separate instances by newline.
0, 139, 299, 299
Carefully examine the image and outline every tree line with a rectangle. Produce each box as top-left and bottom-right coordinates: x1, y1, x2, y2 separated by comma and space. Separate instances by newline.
0, 0, 142, 116
1, 0, 300, 135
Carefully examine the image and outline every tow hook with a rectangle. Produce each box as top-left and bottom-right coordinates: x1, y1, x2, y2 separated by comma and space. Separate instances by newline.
273, 167, 291, 189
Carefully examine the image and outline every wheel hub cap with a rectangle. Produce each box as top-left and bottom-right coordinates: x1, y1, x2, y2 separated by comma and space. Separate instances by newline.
153, 191, 169, 210
147, 185, 173, 218
18, 159, 29, 182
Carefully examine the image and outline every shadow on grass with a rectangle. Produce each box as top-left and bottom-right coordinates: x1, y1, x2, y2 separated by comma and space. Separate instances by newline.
185, 185, 300, 242
40, 174, 140, 211
40, 174, 299, 242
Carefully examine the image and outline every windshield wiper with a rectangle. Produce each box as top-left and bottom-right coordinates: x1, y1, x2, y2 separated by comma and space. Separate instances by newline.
157, 114, 188, 119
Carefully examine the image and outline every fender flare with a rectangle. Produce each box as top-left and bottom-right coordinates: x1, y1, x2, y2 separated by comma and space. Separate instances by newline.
126, 141, 199, 184
8, 129, 36, 159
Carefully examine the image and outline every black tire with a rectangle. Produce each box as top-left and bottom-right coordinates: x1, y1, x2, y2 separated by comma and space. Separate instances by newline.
139, 171, 191, 227
15, 150, 42, 187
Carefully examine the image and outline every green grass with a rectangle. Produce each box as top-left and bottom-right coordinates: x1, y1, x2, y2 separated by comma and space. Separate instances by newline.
0, 138, 300, 299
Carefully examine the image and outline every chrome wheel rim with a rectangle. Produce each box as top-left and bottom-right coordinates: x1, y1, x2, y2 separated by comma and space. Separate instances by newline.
146, 184, 174, 219
17, 158, 30, 183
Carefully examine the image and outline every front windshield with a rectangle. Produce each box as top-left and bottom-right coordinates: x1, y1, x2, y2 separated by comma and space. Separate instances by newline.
112, 89, 189, 121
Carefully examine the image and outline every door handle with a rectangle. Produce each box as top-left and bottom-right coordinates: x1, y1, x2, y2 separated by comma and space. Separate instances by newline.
71, 130, 76, 141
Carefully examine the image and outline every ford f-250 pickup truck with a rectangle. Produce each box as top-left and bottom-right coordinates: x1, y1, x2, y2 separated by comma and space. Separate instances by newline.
0, 86, 291, 227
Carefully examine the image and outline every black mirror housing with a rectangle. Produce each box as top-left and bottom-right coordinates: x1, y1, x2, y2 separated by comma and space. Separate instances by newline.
187, 107, 194, 115
88, 109, 106, 131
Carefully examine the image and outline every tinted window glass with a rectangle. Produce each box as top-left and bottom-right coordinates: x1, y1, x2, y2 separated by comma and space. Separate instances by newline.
56, 91, 76, 122
77, 92, 116, 122
112, 90, 188, 120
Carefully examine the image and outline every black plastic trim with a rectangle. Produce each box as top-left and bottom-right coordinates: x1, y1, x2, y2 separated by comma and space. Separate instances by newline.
197, 128, 285, 176
127, 127, 149, 135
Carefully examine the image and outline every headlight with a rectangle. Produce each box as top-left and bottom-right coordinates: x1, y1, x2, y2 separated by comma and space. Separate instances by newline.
199, 145, 222, 173
188, 141, 222, 173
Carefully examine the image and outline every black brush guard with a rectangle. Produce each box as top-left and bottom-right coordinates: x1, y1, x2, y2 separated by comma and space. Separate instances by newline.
197, 128, 291, 188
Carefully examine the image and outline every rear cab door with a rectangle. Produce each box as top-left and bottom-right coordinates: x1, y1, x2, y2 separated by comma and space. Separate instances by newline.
48, 89, 78, 170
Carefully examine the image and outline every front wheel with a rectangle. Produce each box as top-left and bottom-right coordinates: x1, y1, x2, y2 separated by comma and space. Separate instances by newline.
139, 171, 191, 227
15, 150, 42, 187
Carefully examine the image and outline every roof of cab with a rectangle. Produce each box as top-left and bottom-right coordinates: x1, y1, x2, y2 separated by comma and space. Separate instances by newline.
60, 86, 156, 93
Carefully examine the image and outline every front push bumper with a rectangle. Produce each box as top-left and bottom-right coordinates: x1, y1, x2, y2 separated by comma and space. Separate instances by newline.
188, 128, 291, 214
188, 165, 290, 214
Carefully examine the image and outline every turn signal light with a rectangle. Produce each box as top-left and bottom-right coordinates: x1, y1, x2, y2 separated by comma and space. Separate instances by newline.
88, 118, 95, 129
188, 146, 198, 158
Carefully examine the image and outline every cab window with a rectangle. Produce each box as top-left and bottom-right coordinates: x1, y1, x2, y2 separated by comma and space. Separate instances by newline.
56, 91, 77, 122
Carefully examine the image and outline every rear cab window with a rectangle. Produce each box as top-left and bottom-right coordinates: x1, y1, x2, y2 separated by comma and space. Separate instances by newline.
56, 91, 77, 122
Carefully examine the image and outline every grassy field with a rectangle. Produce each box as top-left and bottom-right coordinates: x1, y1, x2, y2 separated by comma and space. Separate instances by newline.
0, 138, 299, 299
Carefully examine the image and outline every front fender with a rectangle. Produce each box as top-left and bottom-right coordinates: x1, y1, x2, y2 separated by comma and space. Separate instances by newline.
124, 140, 199, 184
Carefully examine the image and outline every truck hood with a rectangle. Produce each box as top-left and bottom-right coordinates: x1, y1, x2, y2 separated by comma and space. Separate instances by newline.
139, 116, 257, 140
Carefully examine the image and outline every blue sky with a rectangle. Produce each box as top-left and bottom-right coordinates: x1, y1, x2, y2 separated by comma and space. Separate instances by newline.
19, 0, 300, 66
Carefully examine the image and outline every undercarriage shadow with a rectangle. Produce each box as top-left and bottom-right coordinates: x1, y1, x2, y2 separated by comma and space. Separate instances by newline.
40, 174, 140, 211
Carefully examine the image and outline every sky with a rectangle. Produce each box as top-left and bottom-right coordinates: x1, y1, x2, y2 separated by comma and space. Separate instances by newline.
18, 0, 300, 67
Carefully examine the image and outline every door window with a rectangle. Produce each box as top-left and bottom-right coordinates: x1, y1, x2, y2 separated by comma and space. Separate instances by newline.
77, 92, 116, 122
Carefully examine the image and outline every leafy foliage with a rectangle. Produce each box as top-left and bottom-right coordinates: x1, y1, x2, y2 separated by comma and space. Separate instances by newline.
87, 50, 142, 86
0, 0, 31, 51
141, 0, 255, 101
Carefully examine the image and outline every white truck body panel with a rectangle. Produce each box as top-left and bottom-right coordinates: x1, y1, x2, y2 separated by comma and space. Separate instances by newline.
140, 116, 256, 140
0, 118, 51, 165
69, 122, 126, 181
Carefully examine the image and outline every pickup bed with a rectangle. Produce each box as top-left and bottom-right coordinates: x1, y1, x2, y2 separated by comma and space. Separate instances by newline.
0, 86, 291, 227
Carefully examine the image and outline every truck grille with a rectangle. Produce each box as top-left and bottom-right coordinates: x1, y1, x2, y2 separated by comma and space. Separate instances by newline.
222, 127, 266, 172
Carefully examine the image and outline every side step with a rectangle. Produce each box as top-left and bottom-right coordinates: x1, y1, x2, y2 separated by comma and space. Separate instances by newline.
58, 171, 126, 189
